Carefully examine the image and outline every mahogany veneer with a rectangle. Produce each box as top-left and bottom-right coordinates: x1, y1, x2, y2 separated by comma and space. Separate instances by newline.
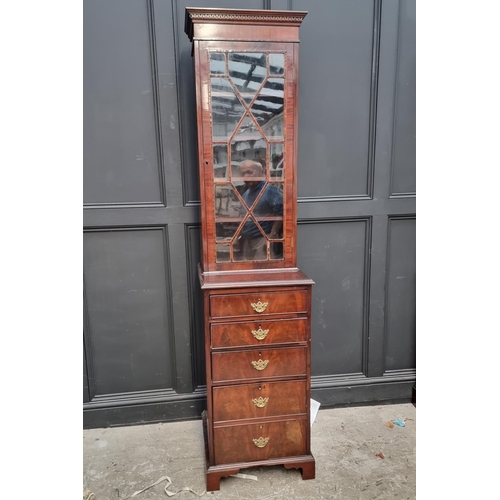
214, 418, 308, 464
212, 345, 307, 383
210, 290, 308, 318
211, 317, 308, 348
212, 380, 307, 422
185, 7, 314, 491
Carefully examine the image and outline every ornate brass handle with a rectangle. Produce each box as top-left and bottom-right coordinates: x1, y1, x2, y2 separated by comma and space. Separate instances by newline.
252, 437, 269, 448
251, 359, 269, 371
251, 327, 269, 340
251, 301, 268, 313
251, 397, 269, 408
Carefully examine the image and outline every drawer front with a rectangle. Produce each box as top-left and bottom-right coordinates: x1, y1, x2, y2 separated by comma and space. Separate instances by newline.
211, 318, 308, 348
212, 346, 306, 383
214, 419, 307, 465
209, 290, 308, 319
213, 380, 306, 422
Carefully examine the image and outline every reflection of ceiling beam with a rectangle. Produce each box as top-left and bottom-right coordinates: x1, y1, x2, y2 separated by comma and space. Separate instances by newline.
262, 80, 284, 91
251, 105, 280, 116
211, 94, 284, 124
210, 54, 283, 75
212, 100, 243, 109
229, 71, 264, 87
212, 78, 284, 95
212, 95, 283, 109
252, 95, 284, 105
211, 94, 243, 103
229, 53, 266, 66
212, 115, 241, 119
212, 104, 243, 112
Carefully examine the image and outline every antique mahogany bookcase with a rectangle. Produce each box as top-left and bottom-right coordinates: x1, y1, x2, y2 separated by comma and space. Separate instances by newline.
184, 7, 315, 491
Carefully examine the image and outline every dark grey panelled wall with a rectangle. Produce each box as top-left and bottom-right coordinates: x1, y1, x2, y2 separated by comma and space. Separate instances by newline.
83, 0, 415, 428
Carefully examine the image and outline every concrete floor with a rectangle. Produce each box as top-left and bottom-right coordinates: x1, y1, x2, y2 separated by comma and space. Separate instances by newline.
83, 403, 416, 499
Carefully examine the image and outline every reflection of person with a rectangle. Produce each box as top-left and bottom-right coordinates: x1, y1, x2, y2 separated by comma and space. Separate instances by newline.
237, 160, 283, 261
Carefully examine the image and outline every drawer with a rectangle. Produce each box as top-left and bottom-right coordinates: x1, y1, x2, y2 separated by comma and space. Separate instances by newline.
212, 346, 306, 383
213, 380, 306, 422
211, 318, 308, 348
214, 418, 307, 465
209, 290, 308, 319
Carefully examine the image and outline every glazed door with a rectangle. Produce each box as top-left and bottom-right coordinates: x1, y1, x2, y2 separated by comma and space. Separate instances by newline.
196, 42, 297, 272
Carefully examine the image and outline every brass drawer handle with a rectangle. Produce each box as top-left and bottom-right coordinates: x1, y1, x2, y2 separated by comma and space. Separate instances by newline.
252, 397, 269, 408
252, 437, 269, 448
251, 327, 269, 340
251, 301, 268, 313
251, 359, 269, 371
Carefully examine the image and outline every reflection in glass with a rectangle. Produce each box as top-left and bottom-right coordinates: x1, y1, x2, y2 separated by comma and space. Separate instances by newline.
216, 243, 231, 261
270, 143, 284, 179
216, 220, 241, 239
214, 185, 244, 218
215, 183, 245, 264
235, 176, 284, 262
210, 53, 225, 75
211, 77, 245, 140
210, 53, 288, 263
270, 242, 283, 260
213, 144, 228, 180
233, 115, 262, 141
231, 116, 266, 167
269, 53, 285, 75
229, 53, 266, 104
251, 78, 284, 138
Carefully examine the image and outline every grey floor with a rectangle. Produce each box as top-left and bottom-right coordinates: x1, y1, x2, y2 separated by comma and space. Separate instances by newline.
83, 403, 416, 500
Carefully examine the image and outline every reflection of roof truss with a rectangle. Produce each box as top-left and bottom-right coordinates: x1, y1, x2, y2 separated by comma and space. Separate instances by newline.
229, 54, 266, 93
211, 74, 284, 127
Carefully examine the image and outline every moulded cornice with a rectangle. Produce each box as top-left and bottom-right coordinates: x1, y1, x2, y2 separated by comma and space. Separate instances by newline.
185, 7, 307, 41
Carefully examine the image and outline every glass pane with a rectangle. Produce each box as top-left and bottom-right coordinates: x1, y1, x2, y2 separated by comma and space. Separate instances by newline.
213, 145, 228, 180
211, 77, 245, 140
216, 219, 241, 240
270, 242, 284, 260
233, 161, 266, 208
251, 78, 284, 139
270, 143, 284, 179
215, 183, 246, 264
211, 53, 288, 265
210, 53, 225, 75
231, 116, 266, 169
269, 53, 285, 76
214, 184, 244, 218
216, 243, 230, 261
234, 235, 268, 261
236, 182, 284, 262
229, 53, 266, 104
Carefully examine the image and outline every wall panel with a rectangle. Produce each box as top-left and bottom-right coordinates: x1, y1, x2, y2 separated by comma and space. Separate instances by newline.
385, 217, 416, 371
83, 0, 163, 206
298, 220, 369, 376
83, 343, 90, 404
294, 0, 376, 198
390, 0, 416, 196
83, 228, 174, 395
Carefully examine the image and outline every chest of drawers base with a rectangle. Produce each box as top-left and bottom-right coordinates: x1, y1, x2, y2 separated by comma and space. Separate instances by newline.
200, 269, 315, 491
